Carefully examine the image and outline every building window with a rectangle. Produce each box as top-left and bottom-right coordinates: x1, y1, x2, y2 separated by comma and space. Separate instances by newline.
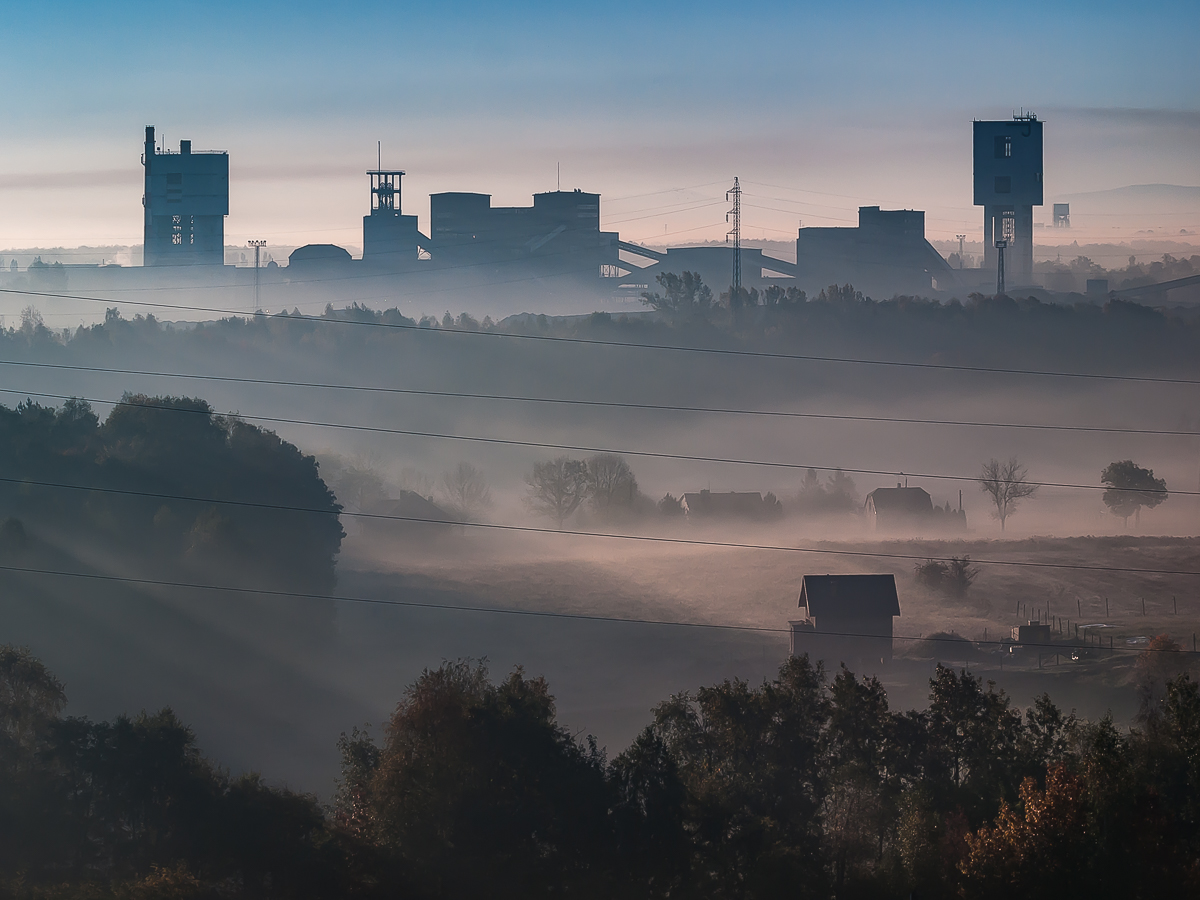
994, 135, 1012, 159
994, 176, 1012, 194
171, 214, 183, 245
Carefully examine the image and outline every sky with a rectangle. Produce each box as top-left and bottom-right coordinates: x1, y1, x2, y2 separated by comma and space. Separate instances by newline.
1, 0, 1197, 252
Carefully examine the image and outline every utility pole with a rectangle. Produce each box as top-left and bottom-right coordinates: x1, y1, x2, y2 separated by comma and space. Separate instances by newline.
956, 234, 966, 269
726, 176, 741, 297
248, 240, 267, 311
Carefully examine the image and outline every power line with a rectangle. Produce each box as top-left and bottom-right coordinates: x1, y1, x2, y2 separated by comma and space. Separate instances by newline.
0, 360, 1191, 436
0, 559, 1187, 654
2, 284, 1197, 387
0, 472, 1197, 577
1, 390, 1194, 496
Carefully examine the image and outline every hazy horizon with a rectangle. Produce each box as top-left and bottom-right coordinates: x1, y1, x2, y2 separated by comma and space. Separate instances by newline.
1, 1, 1198, 252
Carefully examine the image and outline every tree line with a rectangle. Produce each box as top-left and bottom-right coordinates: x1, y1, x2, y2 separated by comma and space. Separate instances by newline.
0, 396, 343, 595
3, 644, 1197, 898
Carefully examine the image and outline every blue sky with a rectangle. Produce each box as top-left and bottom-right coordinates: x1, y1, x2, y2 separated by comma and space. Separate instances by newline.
1, 0, 1197, 249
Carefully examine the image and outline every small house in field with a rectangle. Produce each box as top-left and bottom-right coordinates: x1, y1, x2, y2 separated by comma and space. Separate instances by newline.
681, 490, 783, 520
790, 574, 901, 669
364, 490, 457, 542
865, 485, 966, 533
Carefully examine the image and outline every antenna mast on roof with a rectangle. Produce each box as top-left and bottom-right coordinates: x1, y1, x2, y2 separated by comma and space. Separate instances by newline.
726, 176, 741, 296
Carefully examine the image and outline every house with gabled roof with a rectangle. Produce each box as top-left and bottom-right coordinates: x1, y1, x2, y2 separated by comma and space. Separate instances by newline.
865, 485, 966, 533
790, 573, 901, 669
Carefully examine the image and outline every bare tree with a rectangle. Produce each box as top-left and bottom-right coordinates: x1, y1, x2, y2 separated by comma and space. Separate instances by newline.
977, 457, 1038, 532
524, 457, 590, 528
439, 462, 493, 521
586, 453, 638, 517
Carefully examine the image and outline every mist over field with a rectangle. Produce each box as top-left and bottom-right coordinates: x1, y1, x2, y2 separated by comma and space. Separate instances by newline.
2, 0, 1199, 894
0, 293, 1195, 794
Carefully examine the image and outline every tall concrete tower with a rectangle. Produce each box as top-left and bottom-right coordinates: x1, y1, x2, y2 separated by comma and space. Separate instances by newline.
973, 113, 1042, 289
142, 126, 228, 266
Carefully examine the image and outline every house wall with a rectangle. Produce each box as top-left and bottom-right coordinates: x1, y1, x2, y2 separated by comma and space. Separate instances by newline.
791, 614, 895, 669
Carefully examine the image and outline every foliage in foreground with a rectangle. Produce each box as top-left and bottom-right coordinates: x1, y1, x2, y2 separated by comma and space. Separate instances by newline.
3, 644, 1200, 899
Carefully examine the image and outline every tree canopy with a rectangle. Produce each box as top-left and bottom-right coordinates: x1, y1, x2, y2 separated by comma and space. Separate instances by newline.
5, 648, 1200, 897
1101, 459, 1168, 527
0, 396, 343, 595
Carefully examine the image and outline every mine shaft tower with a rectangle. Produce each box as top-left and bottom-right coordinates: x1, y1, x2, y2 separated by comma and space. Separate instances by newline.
973, 112, 1043, 289
142, 126, 229, 266
362, 149, 425, 269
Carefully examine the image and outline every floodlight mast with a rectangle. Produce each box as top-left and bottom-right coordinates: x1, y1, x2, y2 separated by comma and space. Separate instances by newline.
995, 238, 1007, 295
248, 240, 267, 310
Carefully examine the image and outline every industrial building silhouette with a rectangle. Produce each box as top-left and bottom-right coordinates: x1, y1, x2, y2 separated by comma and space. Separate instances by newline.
973, 113, 1044, 288
142, 126, 229, 267
38, 117, 1060, 309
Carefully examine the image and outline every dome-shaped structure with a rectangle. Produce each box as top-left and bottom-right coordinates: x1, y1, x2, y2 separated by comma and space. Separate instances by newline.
288, 243, 352, 266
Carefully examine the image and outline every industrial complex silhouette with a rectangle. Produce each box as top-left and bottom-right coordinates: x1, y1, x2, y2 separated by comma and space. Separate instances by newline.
18, 115, 1053, 309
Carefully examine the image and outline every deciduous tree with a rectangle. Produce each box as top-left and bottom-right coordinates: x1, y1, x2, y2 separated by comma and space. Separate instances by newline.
1101, 459, 1167, 528
586, 453, 638, 519
524, 457, 590, 527
439, 461, 493, 520
639, 271, 713, 319
976, 457, 1038, 532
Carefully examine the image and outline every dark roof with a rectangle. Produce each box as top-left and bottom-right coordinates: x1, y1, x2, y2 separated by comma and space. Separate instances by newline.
372, 490, 453, 522
681, 490, 781, 518
799, 574, 900, 618
866, 487, 932, 514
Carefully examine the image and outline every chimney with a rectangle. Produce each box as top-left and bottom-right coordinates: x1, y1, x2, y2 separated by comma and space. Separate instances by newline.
144, 126, 155, 172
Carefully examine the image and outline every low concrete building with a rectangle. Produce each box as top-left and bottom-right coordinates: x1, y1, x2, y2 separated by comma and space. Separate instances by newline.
794, 206, 958, 298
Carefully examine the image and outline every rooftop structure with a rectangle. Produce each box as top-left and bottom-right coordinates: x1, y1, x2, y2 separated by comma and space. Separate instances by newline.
428, 189, 621, 285
288, 244, 353, 268
973, 113, 1044, 288
680, 490, 783, 520
142, 126, 228, 267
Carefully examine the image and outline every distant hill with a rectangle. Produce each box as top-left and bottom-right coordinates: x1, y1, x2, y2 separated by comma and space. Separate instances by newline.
1058, 184, 1200, 209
